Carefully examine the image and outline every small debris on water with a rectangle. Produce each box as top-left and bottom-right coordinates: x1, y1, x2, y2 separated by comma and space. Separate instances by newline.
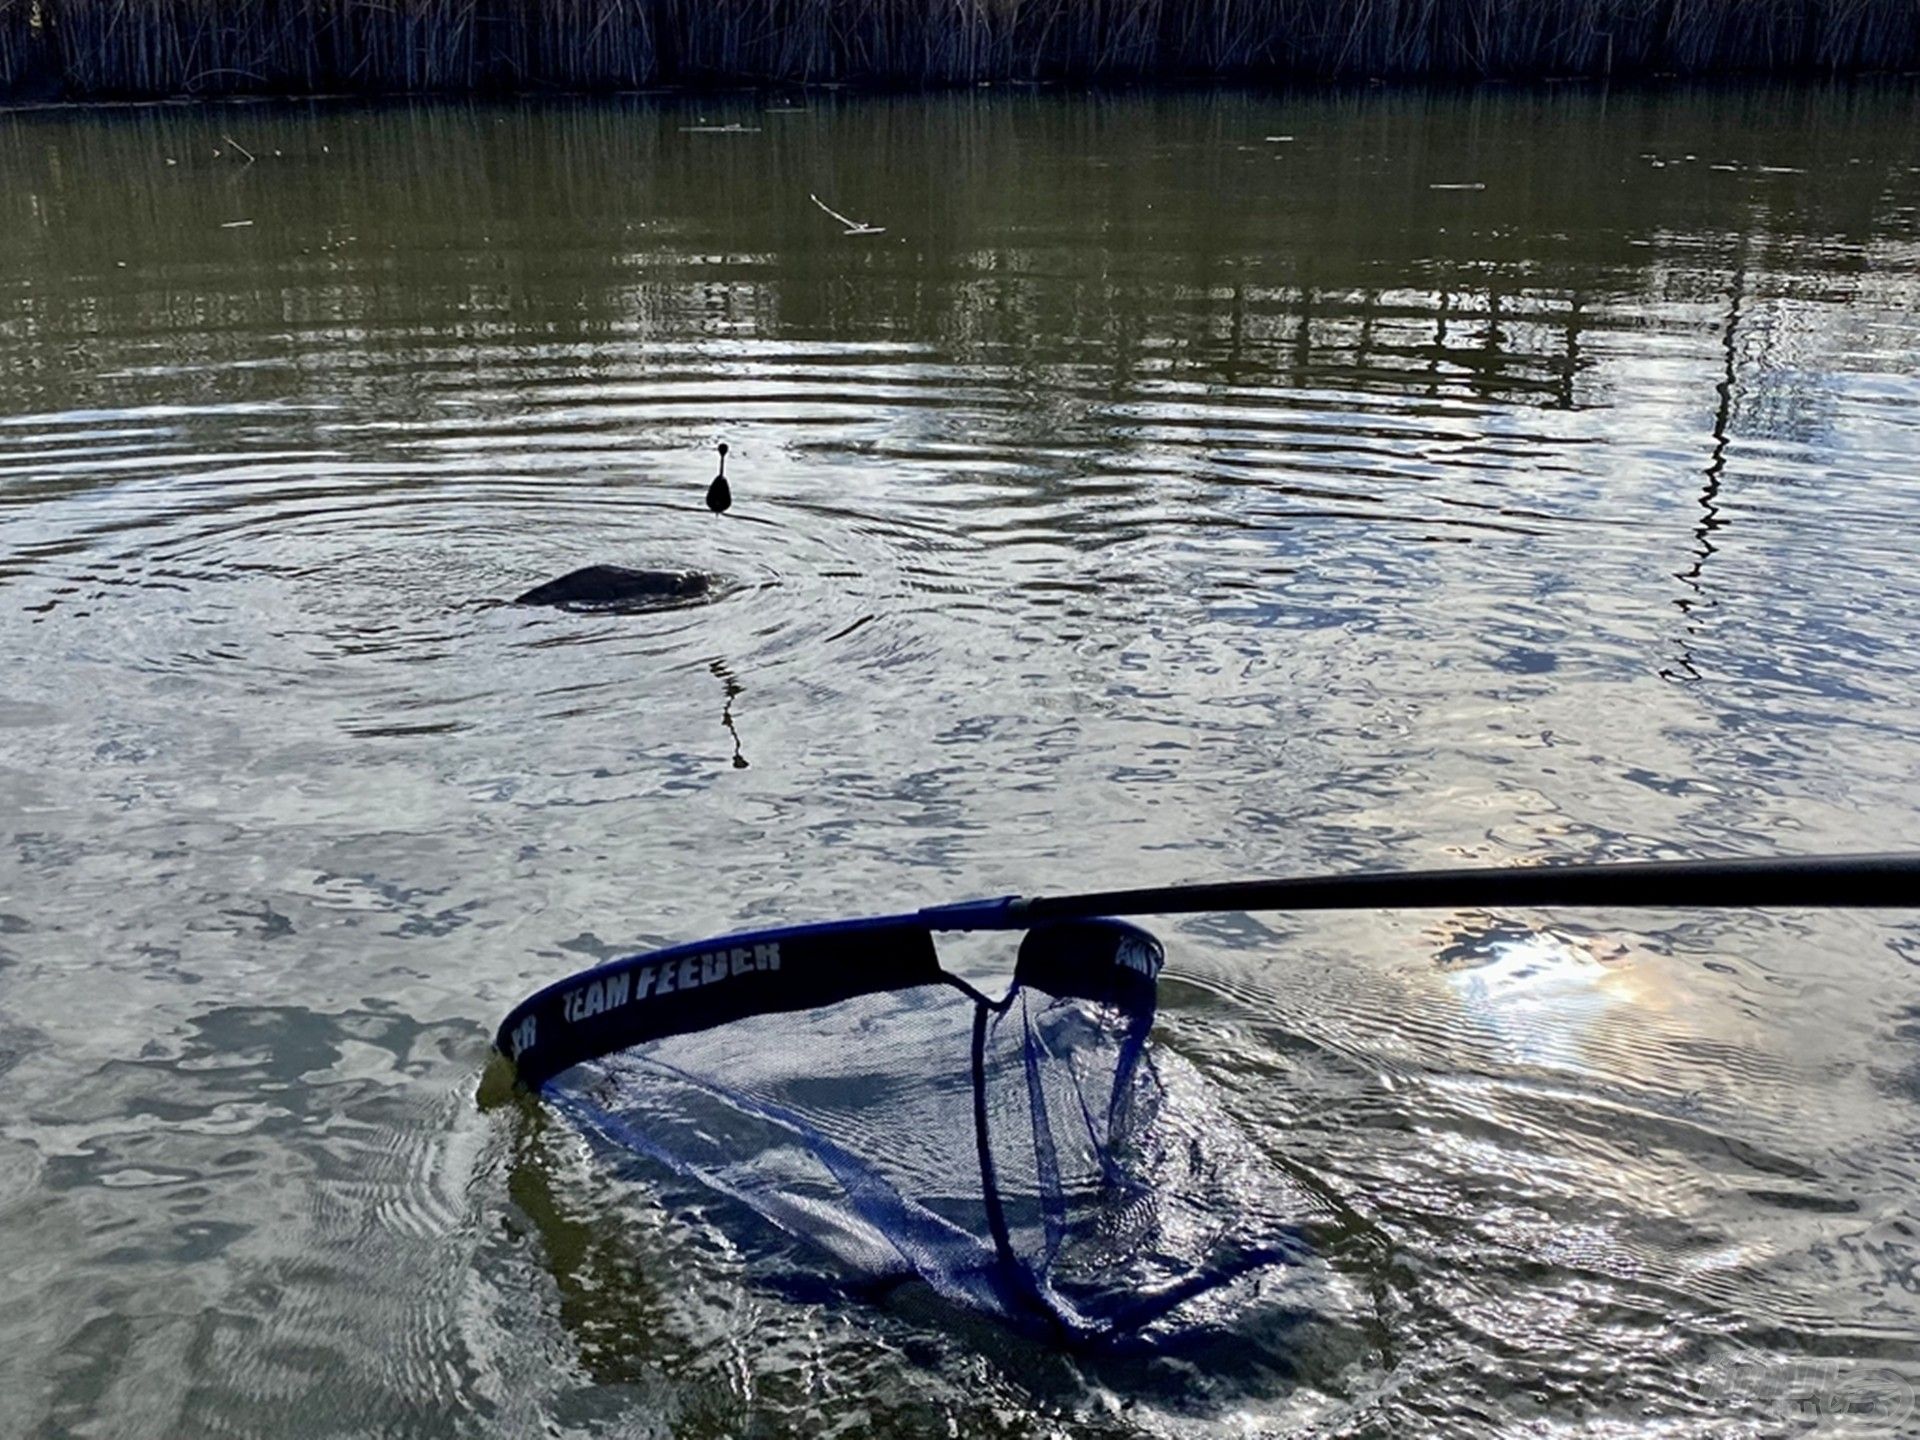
220, 220, 254, 229
809, 192, 885, 235
1430, 182, 1485, 190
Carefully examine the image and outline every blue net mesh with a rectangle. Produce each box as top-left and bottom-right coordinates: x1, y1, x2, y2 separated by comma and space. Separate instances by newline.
536, 918, 1309, 1344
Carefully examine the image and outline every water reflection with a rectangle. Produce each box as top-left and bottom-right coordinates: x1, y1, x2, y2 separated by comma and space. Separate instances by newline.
1435, 917, 1640, 1072
1, 83, 1918, 1438
713, 659, 750, 769
1665, 247, 1742, 683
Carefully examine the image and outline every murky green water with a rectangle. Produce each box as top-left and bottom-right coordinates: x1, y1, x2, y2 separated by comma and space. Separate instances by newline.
3, 84, 1920, 1437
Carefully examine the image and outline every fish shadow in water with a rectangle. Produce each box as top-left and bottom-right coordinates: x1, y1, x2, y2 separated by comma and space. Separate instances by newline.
513, 564, 719, 614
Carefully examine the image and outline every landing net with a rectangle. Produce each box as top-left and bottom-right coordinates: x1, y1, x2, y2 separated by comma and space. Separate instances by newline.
495, 911, 1309, 1344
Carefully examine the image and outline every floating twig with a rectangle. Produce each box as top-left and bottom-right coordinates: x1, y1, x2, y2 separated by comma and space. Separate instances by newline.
220, 133, 257, 164
808, 192, 885, 235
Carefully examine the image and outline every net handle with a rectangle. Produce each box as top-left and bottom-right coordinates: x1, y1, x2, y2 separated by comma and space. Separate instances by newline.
992, 853, 1920, 924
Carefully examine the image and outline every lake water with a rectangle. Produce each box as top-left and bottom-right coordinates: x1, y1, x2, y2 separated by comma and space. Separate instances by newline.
3, 84, 1920, 1436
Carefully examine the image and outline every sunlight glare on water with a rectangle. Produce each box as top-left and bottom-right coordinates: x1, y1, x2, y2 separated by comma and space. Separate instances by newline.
1, 84, 1919, 1437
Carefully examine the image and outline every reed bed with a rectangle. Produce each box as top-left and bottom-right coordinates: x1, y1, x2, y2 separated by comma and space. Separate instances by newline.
2, 0, 1917, 100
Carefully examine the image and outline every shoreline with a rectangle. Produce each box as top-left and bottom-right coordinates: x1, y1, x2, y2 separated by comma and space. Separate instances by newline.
4, 70, 1919, 115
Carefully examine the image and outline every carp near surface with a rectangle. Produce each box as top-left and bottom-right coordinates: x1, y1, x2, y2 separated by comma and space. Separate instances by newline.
514, 565, 715, 611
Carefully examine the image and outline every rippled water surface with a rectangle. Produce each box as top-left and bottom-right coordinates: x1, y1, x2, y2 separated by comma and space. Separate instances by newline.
4, 85, 1920, 1436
